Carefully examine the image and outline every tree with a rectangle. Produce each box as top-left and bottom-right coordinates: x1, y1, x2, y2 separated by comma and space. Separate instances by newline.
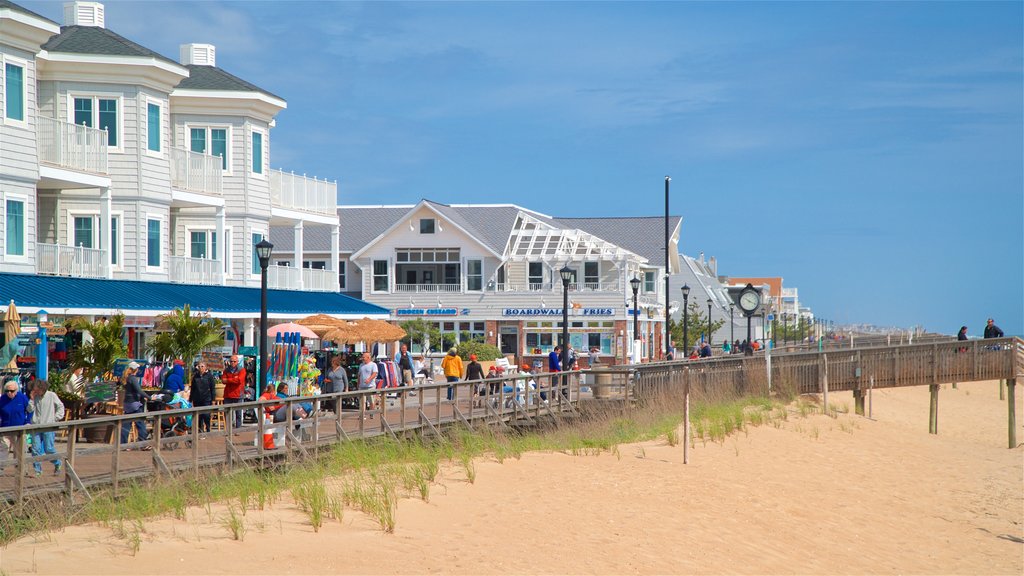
146, 305, 225, 384
399, 318, 441, 353
669, 301, 726, 352
69, 313, 128, 382
456, 341, 502, 362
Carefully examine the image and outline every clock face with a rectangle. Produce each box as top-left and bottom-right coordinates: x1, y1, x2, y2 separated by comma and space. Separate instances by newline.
739, 290, 760, 312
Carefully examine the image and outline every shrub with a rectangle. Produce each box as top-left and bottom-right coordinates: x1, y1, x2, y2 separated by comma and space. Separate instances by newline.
456, 341, 502, 361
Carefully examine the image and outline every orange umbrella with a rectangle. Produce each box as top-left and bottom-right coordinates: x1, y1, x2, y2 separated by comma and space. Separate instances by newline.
4, 300, 21, 369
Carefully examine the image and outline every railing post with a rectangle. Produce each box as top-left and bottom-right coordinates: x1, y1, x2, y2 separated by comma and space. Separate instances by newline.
928, 384, 939, 434
112, 418, 122, 493
14, 430, 26, 509
683, 367, 690, 465
821, 353, 829, 412
1008, 379, 1017, 449
64, 423, 78, 503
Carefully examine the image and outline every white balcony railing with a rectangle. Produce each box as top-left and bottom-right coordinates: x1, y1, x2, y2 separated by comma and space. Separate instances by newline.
169, 255, 222, 286
302, 267, 337, 292
490, 282, 617, 292
170, 148, 223, 197
36, 243, 107, 279
269, 169, 336, 216
267, 264, 302, 291
394, 283, 462, 293
36, 116, 109, 175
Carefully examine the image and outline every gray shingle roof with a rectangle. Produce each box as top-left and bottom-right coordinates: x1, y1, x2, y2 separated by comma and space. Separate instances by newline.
177, 64, 284, 101
41, 25, 180, 67
0, 0, 57, 25
553, 216, 681, 267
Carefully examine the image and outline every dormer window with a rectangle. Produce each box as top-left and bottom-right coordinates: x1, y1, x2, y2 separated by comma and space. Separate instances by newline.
420, 218, 435, 234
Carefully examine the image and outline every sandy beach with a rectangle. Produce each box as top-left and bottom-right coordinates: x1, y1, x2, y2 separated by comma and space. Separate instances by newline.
1, 379, 1021, 575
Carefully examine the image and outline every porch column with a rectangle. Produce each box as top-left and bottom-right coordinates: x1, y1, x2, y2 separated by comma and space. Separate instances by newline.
100, 187, 112, 279
244, 318, 254, 348
216, 207, 226, 285
294, 220, 304, 290
331, 223, 340, 292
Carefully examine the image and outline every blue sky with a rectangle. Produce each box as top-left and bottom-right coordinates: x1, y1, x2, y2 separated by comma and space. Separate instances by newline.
27, 1, 1024, 336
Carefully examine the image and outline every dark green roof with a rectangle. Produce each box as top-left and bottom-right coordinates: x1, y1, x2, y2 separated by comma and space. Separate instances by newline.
177, 65, 284, 101
41, 25, 180, 67
0, 0, 57, 25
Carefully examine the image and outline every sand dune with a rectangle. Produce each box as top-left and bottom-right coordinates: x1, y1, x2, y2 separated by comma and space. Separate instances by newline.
2, 380, 1021, 575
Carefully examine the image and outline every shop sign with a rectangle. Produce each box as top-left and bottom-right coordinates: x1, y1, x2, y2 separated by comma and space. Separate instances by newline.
394, 308, 462, 316
503, 308, 615, 317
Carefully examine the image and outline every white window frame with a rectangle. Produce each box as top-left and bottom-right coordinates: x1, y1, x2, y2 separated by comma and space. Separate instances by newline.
186, 123, 232, 174
2, 192, 29, 262
466, 258, 483, 292
145, 214, 165, 271
67, 92, 124, 152
145, 97, 163, 157
185, 226, 219, 261
250, 126, 266, 178
109, 211, 124, 271
1, 55, 28, 128
249, 227, 268, 277
65, 209, 99, 249
419, 218, 435, 234
371, 259, 390, 293
338, 260, 346, 290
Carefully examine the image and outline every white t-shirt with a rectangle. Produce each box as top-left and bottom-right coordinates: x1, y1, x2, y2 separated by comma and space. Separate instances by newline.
358, 362, 378, 389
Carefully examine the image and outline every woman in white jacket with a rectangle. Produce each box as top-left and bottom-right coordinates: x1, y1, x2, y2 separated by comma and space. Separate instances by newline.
29, 380, 65, 476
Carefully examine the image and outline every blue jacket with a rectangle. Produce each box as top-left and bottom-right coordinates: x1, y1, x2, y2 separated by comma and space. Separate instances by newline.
0, 391, 32, 427
164, 364, 185, 393
548, 350, 561, 371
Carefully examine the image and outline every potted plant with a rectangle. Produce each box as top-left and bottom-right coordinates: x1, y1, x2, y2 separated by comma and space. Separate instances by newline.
68, 314, 128, 442
146, 304, 225, 387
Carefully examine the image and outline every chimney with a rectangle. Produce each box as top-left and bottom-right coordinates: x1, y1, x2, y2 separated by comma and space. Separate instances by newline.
699, 251, 704, 265
708, 256, 717, 277
180, 43, 216, 67
64, 2, 105, 27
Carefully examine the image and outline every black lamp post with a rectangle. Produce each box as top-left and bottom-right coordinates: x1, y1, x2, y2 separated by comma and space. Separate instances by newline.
681, 284, 690, 354
783, 312, 789, 346
729, 303, 735, 349
706, 298, 713, 348
630, 276, 641, 361
559, 265, 573, 398
256, 239, 273, 396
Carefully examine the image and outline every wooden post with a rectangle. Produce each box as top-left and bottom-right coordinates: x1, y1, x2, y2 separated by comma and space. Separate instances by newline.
999, 379, 1005, 401
821, 353, 829, 413
683, 368, 690, 465
1008, 378, 1017, 449
112, 419, 122, 493
928, 384, 939, 434
65, 423, 78, 504
14, 430, 25, 509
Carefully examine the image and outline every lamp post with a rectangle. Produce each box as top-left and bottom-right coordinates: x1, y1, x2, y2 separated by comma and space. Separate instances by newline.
559, 266, 573, 398
681, 284, 690, 354
783, 312, 789, 346
706, 298, 713, 348
664, 176, 670, 360
36, 309, 48, 381
630, 276, 641, 362
256, 239, 273, 396
729, 303, 735, 350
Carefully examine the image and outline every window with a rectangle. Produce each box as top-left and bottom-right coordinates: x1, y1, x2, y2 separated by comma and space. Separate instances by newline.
338, 260, 346, 290
4, 62, 24, 122
251, 233, 264, 275
147, 102, 160, 152
395, 248, 459, 262
5, 199, 24, 256
251, 131, 263, 174
302, 261, 326, 269
644, 271, 656, 293
467, 259, 482, 291
419, 218, 435, 234
190, 128, 205, 153
73, 216, 94, 248
211, 231, 218, 262
73, 98, 92, 127
584, 262, 599, 288
72, 97, 118, 146
147, 219, 161, 267
191, 127, 228, 170
372, 260, 388, 292
110, 216, 119, 265
529, 262, 544, 290
190, 231, 207, 259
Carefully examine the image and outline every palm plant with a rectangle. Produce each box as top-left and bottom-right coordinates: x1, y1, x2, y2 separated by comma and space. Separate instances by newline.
146, 305, 225, 385
69, 313, 129, 382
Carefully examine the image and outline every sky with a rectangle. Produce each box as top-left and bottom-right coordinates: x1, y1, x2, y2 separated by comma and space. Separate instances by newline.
25, 1, 1024, 337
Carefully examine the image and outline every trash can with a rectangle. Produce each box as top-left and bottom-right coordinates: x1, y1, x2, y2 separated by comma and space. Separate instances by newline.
591, 368, 613, 399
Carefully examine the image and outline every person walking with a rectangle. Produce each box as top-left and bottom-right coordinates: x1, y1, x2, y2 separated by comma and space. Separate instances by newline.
220, 355, 246, 430
441, 348, 463, 401
957, 326, 968, 341
357, 352, 379, 416
0, 381, 32, 469
983, 318, 1004, 339
394, 344, 414, 388
29, 380, 64, 476
120, 362, 150, 446
191, 362, 216, 434
325, 356, 349, 412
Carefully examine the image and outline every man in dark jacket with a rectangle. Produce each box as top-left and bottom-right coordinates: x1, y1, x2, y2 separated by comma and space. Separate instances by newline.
191, 362, 216, 433
983, 318, 1004, 339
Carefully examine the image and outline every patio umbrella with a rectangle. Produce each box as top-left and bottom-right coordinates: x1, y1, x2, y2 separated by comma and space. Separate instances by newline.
321, 322, 359, 344
295, 314, 348, 338
4, 300, 20, 369
266, 322, 318, 339
354, 318, 407, 342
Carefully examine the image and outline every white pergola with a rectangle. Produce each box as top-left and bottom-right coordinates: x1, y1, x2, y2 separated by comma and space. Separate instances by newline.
503, 211, 645, 265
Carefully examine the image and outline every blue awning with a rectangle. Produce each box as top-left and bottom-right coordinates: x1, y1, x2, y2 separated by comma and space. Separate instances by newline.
0, 273, 387, 319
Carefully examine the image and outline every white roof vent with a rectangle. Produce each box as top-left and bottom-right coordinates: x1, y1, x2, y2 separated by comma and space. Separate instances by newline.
64, 2, 105, 27
180, 43, 216, 66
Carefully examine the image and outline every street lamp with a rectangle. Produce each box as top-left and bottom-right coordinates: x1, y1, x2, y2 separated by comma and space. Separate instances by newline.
681, 284, 690, 354
559, 266, 573, 399
256, 239, 273, 397
729, 303, 735, 350
36, 309, 49, 381
706, 298, 713, 349
629, 276, 641, 362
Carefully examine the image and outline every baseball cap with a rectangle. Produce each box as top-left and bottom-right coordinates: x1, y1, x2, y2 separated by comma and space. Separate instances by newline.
127, 361, 140, 370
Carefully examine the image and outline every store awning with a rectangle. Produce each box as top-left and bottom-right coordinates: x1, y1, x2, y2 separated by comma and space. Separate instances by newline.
0, 273, 388, 320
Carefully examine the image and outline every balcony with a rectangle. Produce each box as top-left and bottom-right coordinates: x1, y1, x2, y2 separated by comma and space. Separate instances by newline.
267, 264, 301, 291
490, 282, 618, 292
302, 267, 337, 292
170, 148, 223, 198
169, 255, 222, 286
395, 283, 462, 293
269, 169, 336, 216
36, 243, 107, 279
36, 116, 108, 175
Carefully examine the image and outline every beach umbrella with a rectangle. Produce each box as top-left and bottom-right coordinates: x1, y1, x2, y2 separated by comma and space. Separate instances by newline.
267, 322, 318, 339
295, 314, 348, 338
4, 300, 20, 369
322, 322, 359, 344
353, 318, 407, 342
